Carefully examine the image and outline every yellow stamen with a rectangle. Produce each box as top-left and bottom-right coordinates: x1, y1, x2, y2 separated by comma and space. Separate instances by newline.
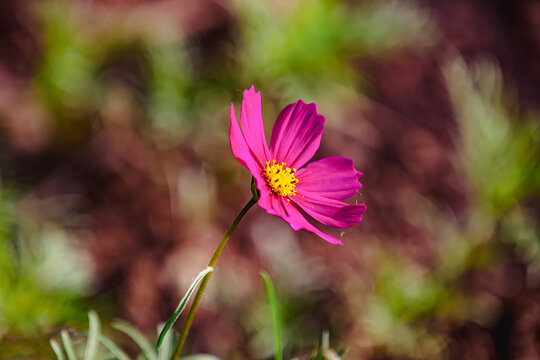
262, 160, 298, 198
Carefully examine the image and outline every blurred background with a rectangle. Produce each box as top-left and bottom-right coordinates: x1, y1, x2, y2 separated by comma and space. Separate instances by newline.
1, 0, 540, 358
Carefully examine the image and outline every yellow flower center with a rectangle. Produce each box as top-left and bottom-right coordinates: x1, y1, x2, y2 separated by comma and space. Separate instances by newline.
263, 160, 298, 198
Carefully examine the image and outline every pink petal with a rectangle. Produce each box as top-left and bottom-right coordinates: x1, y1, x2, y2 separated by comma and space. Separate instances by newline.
257, 193, 344, 245
295, 157, 363, 200
292, 190, 366, 228
240, 85, 270, 167
230, 103, 263, 175
257, 187, 286, 217
284, 200, 345, 245
269, 100, 324, 169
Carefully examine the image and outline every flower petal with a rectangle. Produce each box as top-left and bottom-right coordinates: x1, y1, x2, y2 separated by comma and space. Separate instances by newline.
230, 103, 263, 175
240, 85, 270, 167
269, 100, 324, 169
257, 188, 286, 218
295, 157, 363, 200
292, 190, 366, 228
257, 193, 344, 245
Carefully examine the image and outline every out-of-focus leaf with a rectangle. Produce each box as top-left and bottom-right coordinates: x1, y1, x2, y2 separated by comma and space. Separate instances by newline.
34, 1, 97, 113
97, 334, 130, 360
61, 330, 77, 360
321, 330, 329, 352
84, 311, 100, 360
147, 45, 192, 140
444, 58, 540, 213
112, 321, 157, 360
260, 272, 283, 360
236, 0, 434, 101
50, 339, 66, 360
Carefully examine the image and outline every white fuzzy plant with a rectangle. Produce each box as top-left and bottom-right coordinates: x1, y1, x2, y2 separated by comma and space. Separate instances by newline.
50, 311, 218, 360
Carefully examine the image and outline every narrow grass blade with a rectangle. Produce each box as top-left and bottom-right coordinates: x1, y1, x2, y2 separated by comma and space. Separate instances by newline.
112, 321, 157, 360
97, 334, 131, 360
85, 311, 100, 360
259, 271, 283, 360
156, 266, 214, 350
50, 339, 66, 360
61, 330, 77, 360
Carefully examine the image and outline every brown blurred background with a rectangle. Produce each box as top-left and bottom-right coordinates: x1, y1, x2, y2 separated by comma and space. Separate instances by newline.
1, 0, 540, 359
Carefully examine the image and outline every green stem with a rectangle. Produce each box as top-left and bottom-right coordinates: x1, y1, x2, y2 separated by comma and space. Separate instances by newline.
172, 196, 257, 359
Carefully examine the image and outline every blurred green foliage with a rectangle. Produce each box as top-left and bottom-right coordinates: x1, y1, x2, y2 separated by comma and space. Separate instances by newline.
147, 44, 192, 139
237, 0, 434, 100
446, 60, 540, 213
35, 2, 97, 113
0, 191, 92, 358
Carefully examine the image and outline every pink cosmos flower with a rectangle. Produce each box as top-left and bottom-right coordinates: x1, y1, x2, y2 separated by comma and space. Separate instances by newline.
230, 85, 366, 245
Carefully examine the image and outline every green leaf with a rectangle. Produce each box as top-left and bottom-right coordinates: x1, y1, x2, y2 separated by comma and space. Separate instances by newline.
259, 271, 283, 360
156, 324, 173, 360
156, 266, 214, 350
112, 321, 157, 360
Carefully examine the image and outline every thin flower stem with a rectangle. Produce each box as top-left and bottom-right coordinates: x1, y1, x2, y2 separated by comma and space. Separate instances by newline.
172, 196, 258, 359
